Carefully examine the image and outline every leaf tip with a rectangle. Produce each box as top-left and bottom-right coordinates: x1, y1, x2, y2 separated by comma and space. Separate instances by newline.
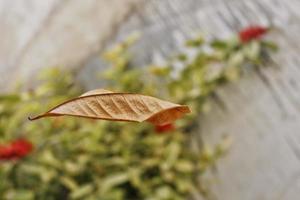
28, 115, 42, 121
28, 116, 35, 121
184, 105, 192, 113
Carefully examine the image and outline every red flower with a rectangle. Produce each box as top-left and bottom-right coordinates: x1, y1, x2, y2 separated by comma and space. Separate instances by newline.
0, 145, 14, 159
0, 139, 33, 160
239, 26, 268, 43
155, 123, 175, 134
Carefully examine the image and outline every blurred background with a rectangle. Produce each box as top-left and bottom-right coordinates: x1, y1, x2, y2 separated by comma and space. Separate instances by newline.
1, 0, 300, 199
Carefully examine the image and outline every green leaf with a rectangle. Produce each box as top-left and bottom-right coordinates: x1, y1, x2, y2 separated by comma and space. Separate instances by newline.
228, 51, 244, 67
70, 184, 94, 199
162, 142, 181, 170
185, 36, 204, 47
243, 41, 260, 61
149, 65, 171, 76
211, 40, 228, 49
100, 173, 129, 193
262, 41, 278, 52
175, 160, 194, 172
0, 94, 20, 102
60, 176, 78, 191
176, 54, 188, 62
5, 190, 34, 200
155, 186, 173, 199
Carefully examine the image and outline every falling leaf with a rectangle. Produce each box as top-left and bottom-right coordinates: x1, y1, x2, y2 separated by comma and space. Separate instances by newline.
29, 89, 190, 125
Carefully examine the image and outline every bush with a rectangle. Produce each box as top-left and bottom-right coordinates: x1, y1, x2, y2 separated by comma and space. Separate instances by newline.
0, 28, 275, 200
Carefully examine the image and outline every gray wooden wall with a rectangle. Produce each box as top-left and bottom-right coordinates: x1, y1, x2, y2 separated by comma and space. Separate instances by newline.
0, 0, 141, 92
1, 0, 300, 199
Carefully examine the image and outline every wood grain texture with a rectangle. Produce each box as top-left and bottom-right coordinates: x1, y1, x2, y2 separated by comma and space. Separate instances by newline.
0, 0, 60, 91
80, 0, 300, 199
0, 0, 142, 92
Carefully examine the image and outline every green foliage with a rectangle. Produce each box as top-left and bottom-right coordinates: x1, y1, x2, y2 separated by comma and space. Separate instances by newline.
0, 32, 276, 199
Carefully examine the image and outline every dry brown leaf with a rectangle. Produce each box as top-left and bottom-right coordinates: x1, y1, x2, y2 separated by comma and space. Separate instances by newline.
29, 89, 191, 125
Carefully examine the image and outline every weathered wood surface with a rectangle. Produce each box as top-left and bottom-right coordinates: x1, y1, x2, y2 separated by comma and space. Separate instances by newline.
81, 0, 300, 199
0, 0, 141, 92
1, 0, 300, 199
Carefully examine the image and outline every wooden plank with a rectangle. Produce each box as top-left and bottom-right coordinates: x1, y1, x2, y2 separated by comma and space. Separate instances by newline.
0, 0, 142, 92
0, 0, 60, 91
